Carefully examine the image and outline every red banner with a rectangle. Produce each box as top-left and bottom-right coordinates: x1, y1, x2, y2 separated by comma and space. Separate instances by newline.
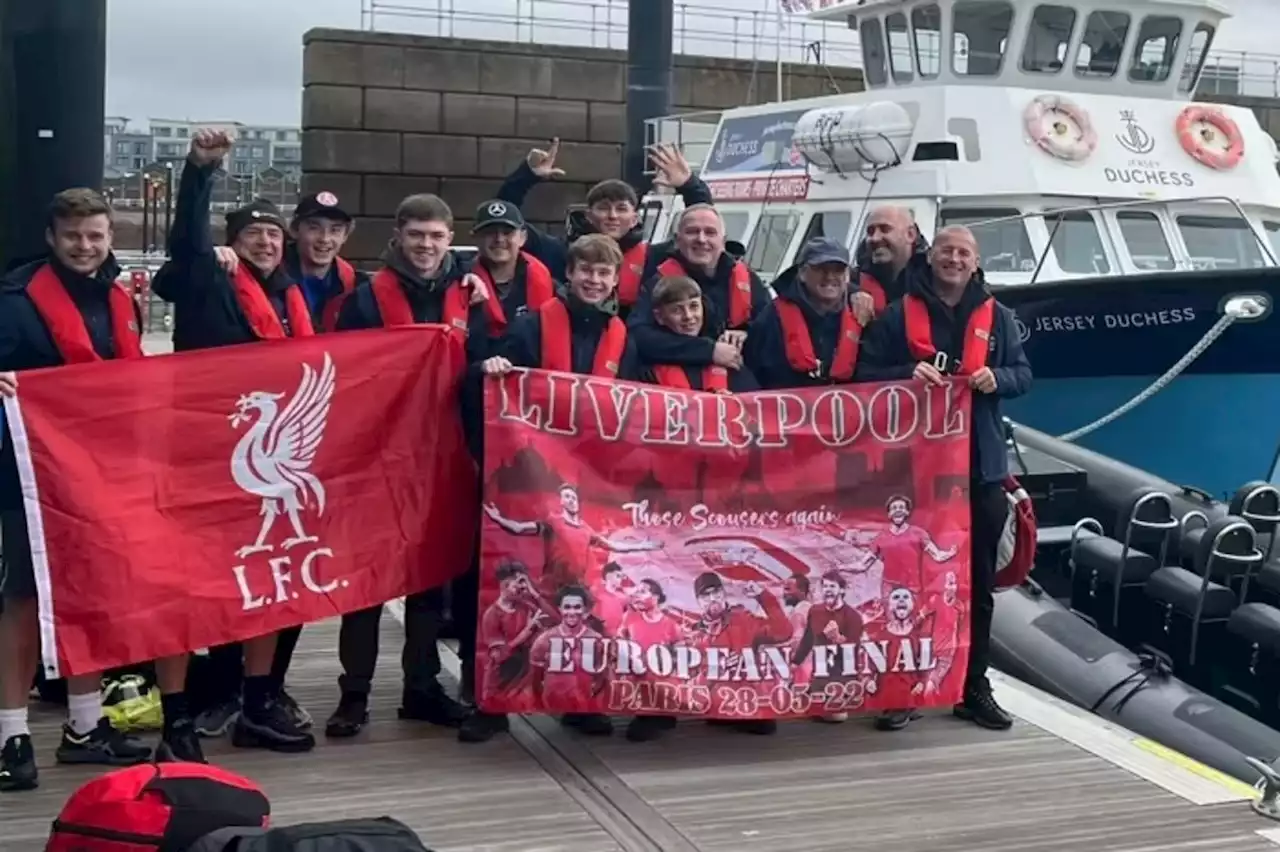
7, 327, 477, 677
478, 370, 973, 720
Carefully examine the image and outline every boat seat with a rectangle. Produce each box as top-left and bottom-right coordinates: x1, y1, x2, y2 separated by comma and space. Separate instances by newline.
1227, 603, 1280, 658
1255, 561, 1280, 596
1073, 536, 1160, 585
1037, 526, 1075, 547
1145, 566, 1238, 619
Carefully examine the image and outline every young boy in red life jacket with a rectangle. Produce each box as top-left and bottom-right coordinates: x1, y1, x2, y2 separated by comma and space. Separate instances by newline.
745, 237, 866, 390
641, 275, 757, 392
0, 189, 191, 792
465, 199, 556, 338
858, 225, 1032, 733
629, 205, 771, 376
848, 205, 931, 322
495, 138, 712, 314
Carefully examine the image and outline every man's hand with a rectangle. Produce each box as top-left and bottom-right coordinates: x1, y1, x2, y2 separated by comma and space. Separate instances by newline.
713, 341, 744, 370
968, 366, 997, 394
850, 291, 876, 326
214, 246, 240, 275
0, 371, 17, 398
483, 502, 501, 520
189, 129, 233, 166
482, 356, 513, 376
823, 621, 842, 644
527, 138, 565, 179
649, 143, 693, 189
719, 329, 747, 350
462, 272, 490, 305
913, 361, 946, 386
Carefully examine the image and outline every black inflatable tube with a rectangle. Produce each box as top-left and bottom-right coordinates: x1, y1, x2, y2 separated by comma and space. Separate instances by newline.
992, 583, 1280, 783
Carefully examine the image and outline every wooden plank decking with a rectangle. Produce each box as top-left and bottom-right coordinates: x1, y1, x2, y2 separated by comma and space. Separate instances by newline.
2, 616, 1277, 852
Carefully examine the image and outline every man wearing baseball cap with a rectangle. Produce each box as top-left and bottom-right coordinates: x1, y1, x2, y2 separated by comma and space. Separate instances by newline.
287, 191, 365, 331
745, 237, 866, 391
466, 199, 556, 338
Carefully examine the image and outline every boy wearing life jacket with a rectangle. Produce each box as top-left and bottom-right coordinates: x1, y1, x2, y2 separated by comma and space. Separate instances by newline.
460, 233, 639, 744
641, 275, 757, 393
0, 190, 190, 792
850, 205, 931, 321
858, 225, 1032, 733
155, 129, 319, 756
630, 205, 771, 375
466, 199, 556, 339
496, 139, 712, 314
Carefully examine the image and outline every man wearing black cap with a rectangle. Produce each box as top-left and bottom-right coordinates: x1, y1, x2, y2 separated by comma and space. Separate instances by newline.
745, 237, 867, 390
288, 192, 365, 331
466, 199, 556, 339
152, 128, 316, 755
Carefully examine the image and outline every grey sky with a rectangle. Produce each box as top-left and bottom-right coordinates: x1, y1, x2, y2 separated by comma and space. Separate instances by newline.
106, 0, 1280, 128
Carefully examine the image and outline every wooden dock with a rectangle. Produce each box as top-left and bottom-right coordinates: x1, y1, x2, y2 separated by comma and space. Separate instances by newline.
3, 614, 1278, 852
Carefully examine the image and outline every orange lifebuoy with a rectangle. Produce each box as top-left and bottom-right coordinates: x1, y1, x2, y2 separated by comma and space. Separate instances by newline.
1024, 94, 1097, 162
1176, 105, 1244, 170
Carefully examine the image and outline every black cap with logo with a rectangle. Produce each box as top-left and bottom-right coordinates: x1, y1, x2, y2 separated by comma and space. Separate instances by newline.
225, 199, 289, 243
293, 190, 354, 224
472, 199, 525, 232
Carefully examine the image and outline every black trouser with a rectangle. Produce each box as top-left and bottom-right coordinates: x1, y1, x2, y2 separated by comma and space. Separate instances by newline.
452, 558, 480, 691
192, 625, 303, 711
337, 587, 445, 697
966, 480, 1007, 691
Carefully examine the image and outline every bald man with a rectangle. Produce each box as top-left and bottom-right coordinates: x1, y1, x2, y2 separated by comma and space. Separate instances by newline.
852, 206, 929, 318
858, 225, 1032, 733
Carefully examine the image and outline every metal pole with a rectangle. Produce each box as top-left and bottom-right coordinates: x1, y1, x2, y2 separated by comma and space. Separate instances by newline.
164, 165, 173, 243
141, 175, 150, 254
624, 0, 673, 191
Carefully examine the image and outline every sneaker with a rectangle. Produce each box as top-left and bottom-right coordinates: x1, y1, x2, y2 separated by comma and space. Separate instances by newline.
625, 715, 677, 742
398, 687, 467, 728
324, 693, 369, 739
816, 712, 849, 724
56, 718, 152, 766
232, 701, 316, 753
194, 699, 241, 738
561, 713, 613, 736
0, 735, 38, 792
156, 721, 206, 763
458, 711, 510, 744
874, 709, 922, 731
954, 681, 1013, 731
278, 689, 313, 730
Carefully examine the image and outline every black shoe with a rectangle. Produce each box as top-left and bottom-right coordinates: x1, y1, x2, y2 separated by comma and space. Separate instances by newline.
706, 718, 777, 735
954, 682, 1014, 731
277, 689, 313, 730
324, 693, 369, 739
625, 715, 677, 742
56, 718, 152, 766
561, 713, 613, 736
398, 687, 467, 728
232, 701, 317, 753
157, 721, 206, 763
0, 735, 38, 792
874, 709, 922, 731
458, 711, 509, 744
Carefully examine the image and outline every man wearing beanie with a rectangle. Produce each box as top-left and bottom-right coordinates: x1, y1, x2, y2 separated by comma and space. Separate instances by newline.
465, 199, 556, 338
151, 128, 316, 755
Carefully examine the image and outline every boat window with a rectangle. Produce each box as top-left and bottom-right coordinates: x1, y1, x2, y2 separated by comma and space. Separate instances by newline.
1176, 215, 1265, 270
885, 13, 913, 82
912, 5, 942, 77
745, 211, 802, 277
1075, 11, 1130, 78
939, 208, 1034, 272
1265, 222, 1280, 261
795, 211, 854, 256
639, 200, 666, 242
1022, 5, 1076, 74
721, 211, 750, 245
1178, 23, 1215, 94
1116, 211, 1174, 271
861, 18, 889, 87
1130, 16, 1182, 83
952, 1, 1013, 77
1044, 211, 1110, 275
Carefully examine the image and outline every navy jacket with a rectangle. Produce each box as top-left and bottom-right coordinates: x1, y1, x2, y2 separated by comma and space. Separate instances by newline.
461, 254, 555, 331
858, 271, 1033, 483
155, 160, 306, 351
627, 247, 772, 367
285, 245, 369, 330
495, 162, 714, 282
746, 265, 864, 391
639, 361, 758, 393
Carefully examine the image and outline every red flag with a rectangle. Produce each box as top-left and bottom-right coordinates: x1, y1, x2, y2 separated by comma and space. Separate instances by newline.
6, 327, 477, 677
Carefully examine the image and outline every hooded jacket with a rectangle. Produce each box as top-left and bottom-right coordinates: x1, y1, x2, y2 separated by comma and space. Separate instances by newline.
858, 269, 1033, 483
852, 232, 932, 309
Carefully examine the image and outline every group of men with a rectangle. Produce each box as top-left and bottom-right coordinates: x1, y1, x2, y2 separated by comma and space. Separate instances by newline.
0, 126, 1031, 792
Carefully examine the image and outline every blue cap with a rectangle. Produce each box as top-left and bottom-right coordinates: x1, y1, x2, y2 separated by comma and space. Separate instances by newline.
798, 237, 851, 267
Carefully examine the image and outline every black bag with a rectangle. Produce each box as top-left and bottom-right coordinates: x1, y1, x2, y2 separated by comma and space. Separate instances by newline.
190, 818, 432, 852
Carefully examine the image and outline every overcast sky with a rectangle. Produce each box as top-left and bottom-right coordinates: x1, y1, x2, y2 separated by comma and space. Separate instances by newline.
106, 0, 1280, 128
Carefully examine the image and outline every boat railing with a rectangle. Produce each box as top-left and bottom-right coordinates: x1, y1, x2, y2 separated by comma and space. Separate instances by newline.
956, 196, 1279, 285
644, 110, 723, 174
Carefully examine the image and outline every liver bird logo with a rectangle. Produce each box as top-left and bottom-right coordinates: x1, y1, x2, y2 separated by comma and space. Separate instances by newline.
228, 353, 336, 559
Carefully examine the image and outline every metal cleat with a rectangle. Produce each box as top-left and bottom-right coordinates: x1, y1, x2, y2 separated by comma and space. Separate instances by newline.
1245, 757, 1280, 819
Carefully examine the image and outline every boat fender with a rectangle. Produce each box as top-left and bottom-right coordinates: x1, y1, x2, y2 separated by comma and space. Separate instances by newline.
995, 476, 1036, 591
1024, 94, 1097, 162
1176, 105, 1244, 170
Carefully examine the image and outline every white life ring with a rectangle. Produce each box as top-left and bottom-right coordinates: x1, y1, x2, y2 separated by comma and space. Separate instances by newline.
1024, 95, 1098, 162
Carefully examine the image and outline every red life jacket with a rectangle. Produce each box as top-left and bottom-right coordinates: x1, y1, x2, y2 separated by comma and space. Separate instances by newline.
26, 264, 144, 363
615, 242, 650, 307
774, 298, 861, 381
370, 267, 471, 332
229, 263, 314, 339
655, 256, 753, 329
320, 257, 358, 332
857, 271, 887, 314
539, 299, 627, 377
474, 253, 555, 337
904, 294, 996, 375
651, 364, 729, 393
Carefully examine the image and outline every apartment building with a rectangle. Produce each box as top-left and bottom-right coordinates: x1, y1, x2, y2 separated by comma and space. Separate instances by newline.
103, 118, 302, 179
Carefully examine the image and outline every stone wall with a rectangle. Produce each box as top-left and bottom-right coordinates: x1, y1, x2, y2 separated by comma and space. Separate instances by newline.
301, 28, 862, 262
